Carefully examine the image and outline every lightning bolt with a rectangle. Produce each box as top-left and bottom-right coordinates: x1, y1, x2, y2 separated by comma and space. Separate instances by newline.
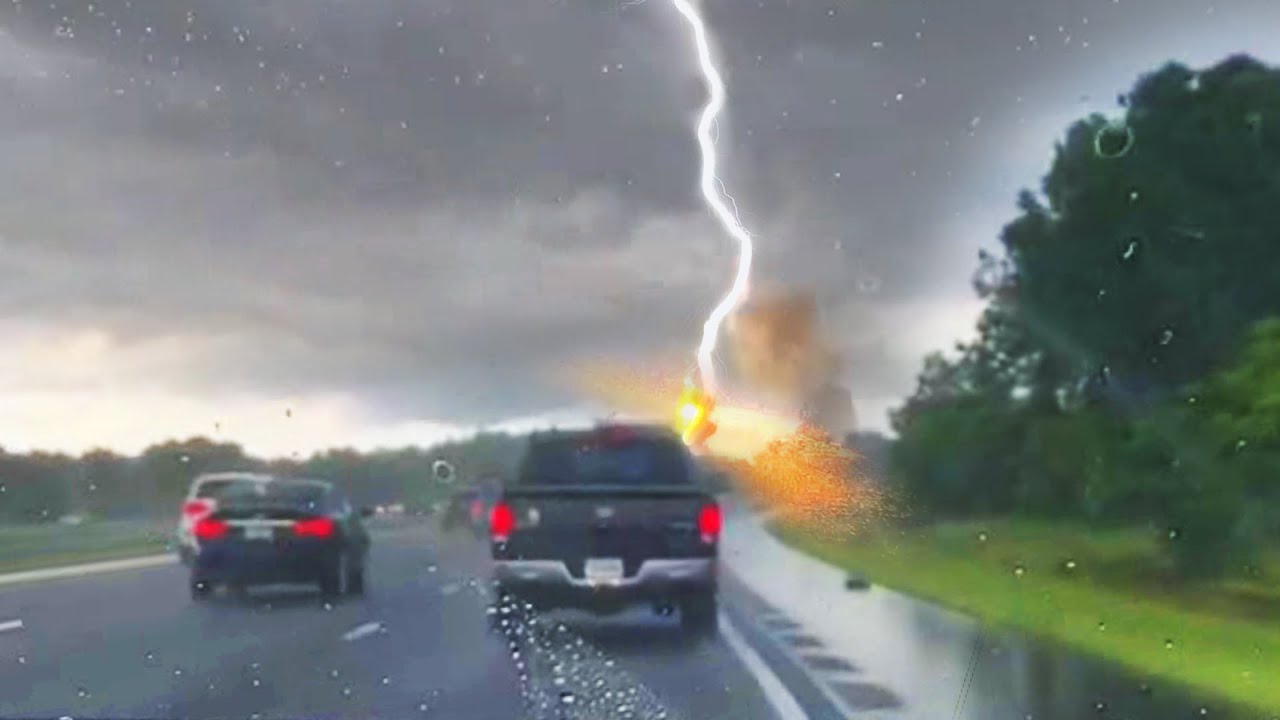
668, 0, 755, 397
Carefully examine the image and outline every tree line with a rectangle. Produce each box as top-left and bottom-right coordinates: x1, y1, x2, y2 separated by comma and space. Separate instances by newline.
889, 54, 1280, 578
0, 432, 530, 523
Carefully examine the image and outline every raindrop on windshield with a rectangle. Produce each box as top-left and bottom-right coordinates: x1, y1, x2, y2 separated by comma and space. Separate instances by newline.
1121, 239, 1140, 261
977, 531, 988, 543
1098, 621, 1106, 631
17, 654, 26, 664
381, 676, 391, 686
76, 687, 89, 699
1160, 328, 1175, 345
559, 691, 577, 705
1164, 638, 1175, 649
1093, 120, 1135, 158
342, 687, 352, 697
1013, 564, 1026, 577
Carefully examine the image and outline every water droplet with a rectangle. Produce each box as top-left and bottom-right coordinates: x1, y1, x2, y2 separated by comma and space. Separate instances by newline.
1098, 621, 1106, 631
1160, 328, 1174, 345
418, 702, 429, 712
1064, 559, 1077, 571
252, 679, 261, 687
1236, 438, 1248, 451
323, 602, 333, 611
1168, 527, 1182, 540
342, 687, 352, 697
76, 687, 89, 698
427, 564, 437, 573
1093, 120, 1135, 158
977, 531, 988, 542
381, 676, 391, 685
172, 668, 183, 677
1013, 564, 1026, 577
1129, 189, 1141, 203
329, 669, 340, 679
1164, 638, 1175, 649
1121, 239, 1140, 260
17, 654, 26, 664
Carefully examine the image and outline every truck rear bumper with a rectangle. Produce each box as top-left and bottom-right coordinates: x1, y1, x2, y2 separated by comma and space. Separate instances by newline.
493, 558, 715, 610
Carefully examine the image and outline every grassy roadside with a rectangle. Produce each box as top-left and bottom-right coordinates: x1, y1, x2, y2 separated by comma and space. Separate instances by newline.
0, 520, 173, 575
772, 518, 1280, 717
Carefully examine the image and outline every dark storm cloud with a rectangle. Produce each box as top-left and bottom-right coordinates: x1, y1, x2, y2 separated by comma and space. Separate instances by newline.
1, 0, 1278, 427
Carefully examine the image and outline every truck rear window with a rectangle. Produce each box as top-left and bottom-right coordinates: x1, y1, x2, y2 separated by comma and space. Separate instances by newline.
519, 437, 690, 486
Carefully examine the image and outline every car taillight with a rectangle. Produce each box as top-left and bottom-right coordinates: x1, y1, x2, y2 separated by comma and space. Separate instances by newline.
697, 503, 722, 543
182, 499, 212, 519
193, 517, 229, 541
293, 517, 336, 538
489, 502, 516, 542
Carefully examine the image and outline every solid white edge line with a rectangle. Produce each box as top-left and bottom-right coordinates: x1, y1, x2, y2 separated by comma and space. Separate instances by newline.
341, 621, 383, 642
0, 554, 176, 587
0, 619, 24, 633
719, 612, 809, 720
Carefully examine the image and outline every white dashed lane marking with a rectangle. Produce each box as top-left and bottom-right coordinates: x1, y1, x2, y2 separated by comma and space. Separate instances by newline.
341, 622, 382, 642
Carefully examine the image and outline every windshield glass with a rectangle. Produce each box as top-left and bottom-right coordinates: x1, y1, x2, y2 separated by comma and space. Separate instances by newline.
3, 0, 1278, 719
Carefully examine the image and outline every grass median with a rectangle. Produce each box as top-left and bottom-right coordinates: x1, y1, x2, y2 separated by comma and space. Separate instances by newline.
772, 517, 1280, 717
0, 519, 173, 575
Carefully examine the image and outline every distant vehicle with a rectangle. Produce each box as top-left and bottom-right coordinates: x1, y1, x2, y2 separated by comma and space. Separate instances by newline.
489, 424, 721, 637
188, 478, 373, 601
176, 472, 275, 565
442, 479, 502, 538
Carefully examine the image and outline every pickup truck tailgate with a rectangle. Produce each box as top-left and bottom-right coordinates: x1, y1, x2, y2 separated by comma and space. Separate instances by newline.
494, 486, 715, 578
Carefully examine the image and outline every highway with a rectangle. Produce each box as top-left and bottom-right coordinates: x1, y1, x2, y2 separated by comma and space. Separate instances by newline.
1, 512, 1233, 720
0, 518, 846, 720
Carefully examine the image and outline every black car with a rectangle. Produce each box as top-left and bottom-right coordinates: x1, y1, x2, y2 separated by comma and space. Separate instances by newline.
188, 479, 372, 601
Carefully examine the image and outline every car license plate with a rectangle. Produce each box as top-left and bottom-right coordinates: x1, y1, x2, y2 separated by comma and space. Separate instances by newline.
584, 558, 624, 585
243, 526, 273, 542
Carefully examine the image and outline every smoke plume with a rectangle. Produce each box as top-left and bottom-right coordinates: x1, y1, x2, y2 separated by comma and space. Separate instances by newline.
727, 289, 854, 436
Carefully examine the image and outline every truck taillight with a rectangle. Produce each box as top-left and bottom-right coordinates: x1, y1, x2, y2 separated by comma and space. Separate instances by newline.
489, 502, 516, 542
697, 503, 722, 543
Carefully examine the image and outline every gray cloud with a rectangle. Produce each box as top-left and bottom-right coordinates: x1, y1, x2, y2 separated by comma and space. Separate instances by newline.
2, 0, 1279, 431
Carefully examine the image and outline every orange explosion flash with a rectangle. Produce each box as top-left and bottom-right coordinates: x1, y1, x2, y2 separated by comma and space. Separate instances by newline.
734, 425, 895, 537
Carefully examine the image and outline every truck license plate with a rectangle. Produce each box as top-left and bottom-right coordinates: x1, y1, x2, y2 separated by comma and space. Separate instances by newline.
584, 558, 624, 585
243, 526, 273, 541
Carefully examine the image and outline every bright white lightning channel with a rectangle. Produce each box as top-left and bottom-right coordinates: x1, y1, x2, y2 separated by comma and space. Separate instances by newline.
668, 0, 755, 396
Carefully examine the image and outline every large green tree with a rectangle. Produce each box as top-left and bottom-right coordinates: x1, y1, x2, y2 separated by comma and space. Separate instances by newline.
1002, 54, 1280, 406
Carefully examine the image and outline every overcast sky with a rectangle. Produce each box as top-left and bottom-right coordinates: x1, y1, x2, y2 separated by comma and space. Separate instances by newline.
1, 0, 1278, 455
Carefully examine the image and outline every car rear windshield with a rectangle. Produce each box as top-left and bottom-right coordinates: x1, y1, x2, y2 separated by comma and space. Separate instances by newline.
217, 482, 330, 511
519, 435, 690, 486
195, 479, 262, 499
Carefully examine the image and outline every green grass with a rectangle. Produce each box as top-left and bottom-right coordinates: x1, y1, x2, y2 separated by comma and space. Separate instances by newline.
773, 518, 1280, 717
0, 519, 173, 574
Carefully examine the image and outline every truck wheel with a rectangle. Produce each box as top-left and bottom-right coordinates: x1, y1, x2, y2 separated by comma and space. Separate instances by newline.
680, 590, 718, 637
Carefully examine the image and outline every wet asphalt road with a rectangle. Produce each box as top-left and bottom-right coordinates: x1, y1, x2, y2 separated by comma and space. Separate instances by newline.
0, 520, 795, 720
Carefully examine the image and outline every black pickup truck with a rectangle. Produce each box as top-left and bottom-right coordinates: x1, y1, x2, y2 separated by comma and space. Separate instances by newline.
488, 424, 721, 636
